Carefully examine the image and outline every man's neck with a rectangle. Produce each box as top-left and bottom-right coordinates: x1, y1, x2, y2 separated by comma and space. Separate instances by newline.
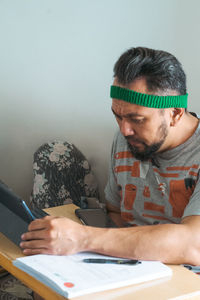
159, 112, 199, 153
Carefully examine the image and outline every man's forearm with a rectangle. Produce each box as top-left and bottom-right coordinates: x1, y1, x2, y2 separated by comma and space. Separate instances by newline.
84, 221, 199, 265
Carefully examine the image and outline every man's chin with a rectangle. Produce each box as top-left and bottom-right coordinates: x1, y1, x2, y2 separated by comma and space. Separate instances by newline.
127, 143, 158, 161
128, 146, 149, 160
131, 151, 152, 161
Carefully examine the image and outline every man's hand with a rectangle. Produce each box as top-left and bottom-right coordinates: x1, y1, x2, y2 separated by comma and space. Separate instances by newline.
20, 216, 88, 255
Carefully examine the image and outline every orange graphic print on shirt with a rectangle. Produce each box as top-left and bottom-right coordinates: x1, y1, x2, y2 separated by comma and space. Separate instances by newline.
124, 184, 137, 210
169, 178, 196, 218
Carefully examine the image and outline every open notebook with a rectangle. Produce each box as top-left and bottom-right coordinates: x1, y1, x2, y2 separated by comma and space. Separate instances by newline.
13, 252, 172, 298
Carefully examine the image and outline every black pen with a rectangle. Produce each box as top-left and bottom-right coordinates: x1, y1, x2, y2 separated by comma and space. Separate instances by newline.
83, 258, 141, 265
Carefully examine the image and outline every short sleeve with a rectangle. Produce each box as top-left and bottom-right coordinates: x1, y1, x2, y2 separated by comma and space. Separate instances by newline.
104, 132, 121, 208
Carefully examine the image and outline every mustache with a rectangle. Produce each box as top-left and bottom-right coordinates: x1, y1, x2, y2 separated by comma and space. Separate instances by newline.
125, 136, 146, 146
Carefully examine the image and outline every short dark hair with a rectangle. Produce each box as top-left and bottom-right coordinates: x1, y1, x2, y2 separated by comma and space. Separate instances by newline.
113, 47, 187, 95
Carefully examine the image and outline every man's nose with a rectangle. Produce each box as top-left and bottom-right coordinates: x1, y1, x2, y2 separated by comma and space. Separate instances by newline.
120, 119, 135, 137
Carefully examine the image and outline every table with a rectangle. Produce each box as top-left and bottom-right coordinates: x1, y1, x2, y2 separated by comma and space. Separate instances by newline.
1, 204, 200, 299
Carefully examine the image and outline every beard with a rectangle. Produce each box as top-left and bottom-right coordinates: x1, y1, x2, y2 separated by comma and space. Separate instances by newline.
126, 120, 168, 161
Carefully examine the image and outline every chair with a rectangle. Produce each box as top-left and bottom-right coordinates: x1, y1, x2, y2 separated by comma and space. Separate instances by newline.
30, 140, 100, 210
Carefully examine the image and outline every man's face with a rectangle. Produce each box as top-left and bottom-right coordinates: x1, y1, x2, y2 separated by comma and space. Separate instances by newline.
111, 78, 171, 160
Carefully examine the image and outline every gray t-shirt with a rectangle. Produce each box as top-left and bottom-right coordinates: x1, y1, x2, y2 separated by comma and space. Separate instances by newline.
105, 123, 200, 226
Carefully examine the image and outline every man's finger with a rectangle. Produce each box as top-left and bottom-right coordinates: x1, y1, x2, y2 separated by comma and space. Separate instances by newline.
28, 216, 55, 231
20, 238, 49, 249
21, 227, 50, 241
22, 248, 53, 255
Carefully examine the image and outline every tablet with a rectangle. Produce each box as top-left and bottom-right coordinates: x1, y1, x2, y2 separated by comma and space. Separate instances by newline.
0, 181, 48, 245
0, 201, 29, 245
75, 208, 117, 228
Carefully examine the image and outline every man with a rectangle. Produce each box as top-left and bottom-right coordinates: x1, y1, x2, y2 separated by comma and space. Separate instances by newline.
20, 47, 200, 266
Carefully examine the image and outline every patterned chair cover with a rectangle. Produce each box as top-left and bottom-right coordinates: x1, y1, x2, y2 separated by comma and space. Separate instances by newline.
30, 140, 100, 209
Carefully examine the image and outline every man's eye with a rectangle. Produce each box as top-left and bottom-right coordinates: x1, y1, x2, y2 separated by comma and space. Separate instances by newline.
131, 119, 144, 124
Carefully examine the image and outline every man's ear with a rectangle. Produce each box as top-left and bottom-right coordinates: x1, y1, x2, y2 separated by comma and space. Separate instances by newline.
170, 108, 184, 126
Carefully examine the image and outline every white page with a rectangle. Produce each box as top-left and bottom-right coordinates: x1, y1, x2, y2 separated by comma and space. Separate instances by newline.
13, 252, 172, 298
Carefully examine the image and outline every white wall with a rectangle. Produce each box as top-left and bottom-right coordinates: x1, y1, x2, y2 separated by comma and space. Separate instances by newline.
0, 0, 199, 202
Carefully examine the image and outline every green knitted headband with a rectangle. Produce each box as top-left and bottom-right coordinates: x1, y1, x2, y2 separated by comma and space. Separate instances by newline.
110, 85, 188, 108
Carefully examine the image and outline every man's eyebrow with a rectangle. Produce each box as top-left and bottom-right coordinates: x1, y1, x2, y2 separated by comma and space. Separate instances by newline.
111, 108, 144, 118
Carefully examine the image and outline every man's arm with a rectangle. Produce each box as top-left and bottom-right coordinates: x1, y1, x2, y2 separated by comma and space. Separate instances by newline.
20, 213, 200, 265
85, 214, 200, 265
